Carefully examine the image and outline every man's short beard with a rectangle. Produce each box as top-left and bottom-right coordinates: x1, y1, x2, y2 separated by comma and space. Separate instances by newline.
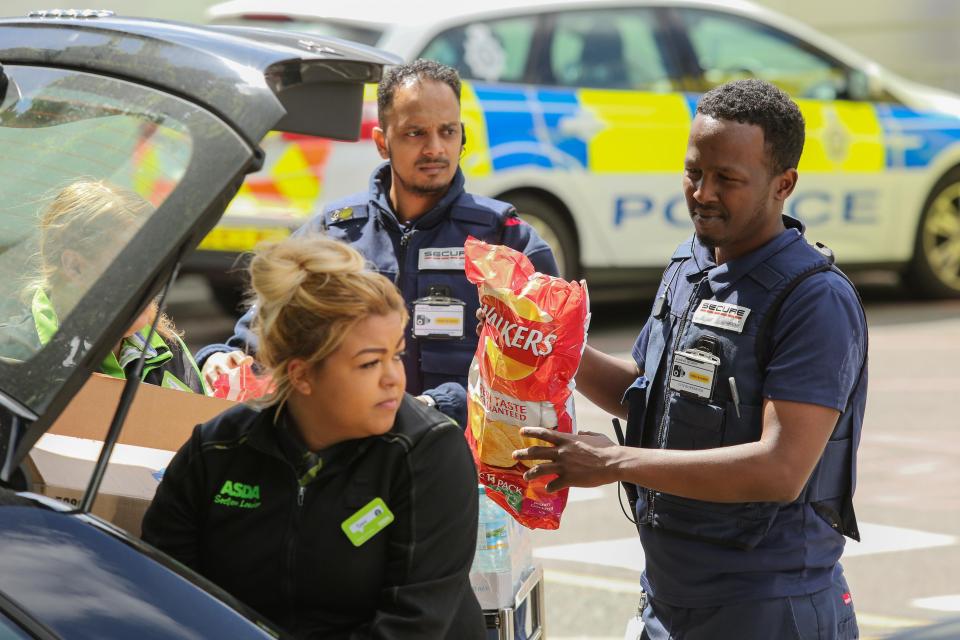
394, 170, 449, 196
695, 231, 718, 250
388, 148, 452, 196
689, 205, 724, 251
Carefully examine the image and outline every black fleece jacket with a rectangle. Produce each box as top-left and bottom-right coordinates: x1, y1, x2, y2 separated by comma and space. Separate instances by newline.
141, 395, 484, 640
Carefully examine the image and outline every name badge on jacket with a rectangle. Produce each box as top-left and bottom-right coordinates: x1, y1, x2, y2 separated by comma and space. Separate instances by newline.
692, 300, 751, 334
418, 247, 465, 270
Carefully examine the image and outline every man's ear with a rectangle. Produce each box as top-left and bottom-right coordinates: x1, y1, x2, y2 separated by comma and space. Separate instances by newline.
372, 126, 388, 160
773, 168, 799, 202
287, 359, 313, 396
461, 121, 467, 149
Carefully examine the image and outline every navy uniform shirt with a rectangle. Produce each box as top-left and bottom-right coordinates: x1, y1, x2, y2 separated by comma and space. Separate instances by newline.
631, 224, 867, 608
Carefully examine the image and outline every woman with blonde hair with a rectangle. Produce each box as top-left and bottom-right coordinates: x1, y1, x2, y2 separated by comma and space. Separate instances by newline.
0, 179, 206, 393
142, 235, 485, 639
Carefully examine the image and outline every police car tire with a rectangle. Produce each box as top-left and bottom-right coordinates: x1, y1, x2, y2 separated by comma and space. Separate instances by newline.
908, 166, 960, 299
508, 193, 579, 280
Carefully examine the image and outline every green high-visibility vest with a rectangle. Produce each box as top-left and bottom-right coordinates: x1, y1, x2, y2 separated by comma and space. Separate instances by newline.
31, 289, 208, 394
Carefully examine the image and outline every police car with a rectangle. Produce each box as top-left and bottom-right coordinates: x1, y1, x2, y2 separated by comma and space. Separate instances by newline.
205, 0, 960, 300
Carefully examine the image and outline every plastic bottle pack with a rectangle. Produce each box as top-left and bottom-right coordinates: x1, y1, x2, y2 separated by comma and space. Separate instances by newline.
475, 485, 511, 573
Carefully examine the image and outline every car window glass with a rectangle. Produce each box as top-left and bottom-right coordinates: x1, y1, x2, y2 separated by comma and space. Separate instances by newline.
0, 614, 29, 640
547, 9, 677, 91
0, 67, 194, 365
681, 9, 851, 100
420, 16, 537, 83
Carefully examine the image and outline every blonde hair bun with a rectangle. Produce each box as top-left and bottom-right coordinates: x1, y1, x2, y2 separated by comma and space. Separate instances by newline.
250, 235, 407, 408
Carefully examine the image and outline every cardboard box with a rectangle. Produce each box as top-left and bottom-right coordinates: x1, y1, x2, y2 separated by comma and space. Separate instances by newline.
26, 373, 237, 536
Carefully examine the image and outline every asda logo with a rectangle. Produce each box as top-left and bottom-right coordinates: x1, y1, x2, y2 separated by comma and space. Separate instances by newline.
214, 480, 262, 509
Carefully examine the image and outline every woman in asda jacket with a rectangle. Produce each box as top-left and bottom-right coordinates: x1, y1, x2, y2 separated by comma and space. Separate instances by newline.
0, 180, 205, 393
142, 236, 484, 640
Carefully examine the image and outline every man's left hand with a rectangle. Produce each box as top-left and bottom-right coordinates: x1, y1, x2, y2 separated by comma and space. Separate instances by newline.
513, 428, 624, 492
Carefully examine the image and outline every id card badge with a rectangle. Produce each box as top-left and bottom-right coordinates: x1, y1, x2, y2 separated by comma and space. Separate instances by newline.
412, 285, 465, 340
342, 497, 394, 547
669, 348, 720, 400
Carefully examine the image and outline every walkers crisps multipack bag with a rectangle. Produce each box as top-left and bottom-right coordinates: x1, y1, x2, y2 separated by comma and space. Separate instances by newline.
464, 237, 589, 529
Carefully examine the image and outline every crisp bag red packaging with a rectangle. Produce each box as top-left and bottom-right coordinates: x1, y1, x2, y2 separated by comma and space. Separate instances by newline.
464, 236, 589, 529
212, 362, 273, 402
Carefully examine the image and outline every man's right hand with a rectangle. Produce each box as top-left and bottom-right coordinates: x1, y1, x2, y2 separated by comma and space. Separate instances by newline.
513, 427, 624, 492
202, 350, 254, 390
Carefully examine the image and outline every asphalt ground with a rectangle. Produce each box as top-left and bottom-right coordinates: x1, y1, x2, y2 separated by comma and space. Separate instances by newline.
170, 276, 960, 640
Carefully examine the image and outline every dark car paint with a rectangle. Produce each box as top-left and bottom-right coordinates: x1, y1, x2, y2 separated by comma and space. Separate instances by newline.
0, 493, 282, 638
0, 16, 400, 144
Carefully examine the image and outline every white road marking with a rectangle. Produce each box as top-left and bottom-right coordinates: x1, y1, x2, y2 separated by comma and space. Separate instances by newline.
545, 569, 643, 594
536, 536, 645, 573
912, 594, 960, 612
843, 522, 957, 557
534, 522, 956, 573
843, 613, 927, 631
896, 461, 940, 475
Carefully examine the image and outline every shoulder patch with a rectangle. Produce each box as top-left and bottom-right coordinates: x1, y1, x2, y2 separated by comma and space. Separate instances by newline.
330, 206, 353, 223
324, 204, 370, 227
322, 193, 371, 226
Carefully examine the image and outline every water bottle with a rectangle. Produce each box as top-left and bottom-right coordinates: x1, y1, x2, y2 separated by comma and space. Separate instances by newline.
475, 485, 511, 573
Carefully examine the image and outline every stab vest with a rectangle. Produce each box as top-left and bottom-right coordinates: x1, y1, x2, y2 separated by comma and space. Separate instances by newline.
625, 229, 867, 550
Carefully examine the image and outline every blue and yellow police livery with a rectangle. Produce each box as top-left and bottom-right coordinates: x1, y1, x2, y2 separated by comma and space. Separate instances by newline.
206, 0, 960, 298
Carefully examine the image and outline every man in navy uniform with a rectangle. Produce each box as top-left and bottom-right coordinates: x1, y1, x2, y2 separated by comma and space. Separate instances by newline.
199, 59, 557, 427
517, 79, 866, 640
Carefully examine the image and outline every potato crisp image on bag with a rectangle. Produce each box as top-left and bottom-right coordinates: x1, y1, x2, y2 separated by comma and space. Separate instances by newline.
464, 237, 589, 530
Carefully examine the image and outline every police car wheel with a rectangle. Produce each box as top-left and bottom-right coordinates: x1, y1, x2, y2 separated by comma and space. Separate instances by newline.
908, 167, 960, 298
508, 193, 579, 279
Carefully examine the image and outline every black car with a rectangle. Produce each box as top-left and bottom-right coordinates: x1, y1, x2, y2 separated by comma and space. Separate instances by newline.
0, 11, 398, 638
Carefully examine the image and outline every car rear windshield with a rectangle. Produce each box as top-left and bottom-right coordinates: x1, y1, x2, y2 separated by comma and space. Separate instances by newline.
0, 67, 195, 367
